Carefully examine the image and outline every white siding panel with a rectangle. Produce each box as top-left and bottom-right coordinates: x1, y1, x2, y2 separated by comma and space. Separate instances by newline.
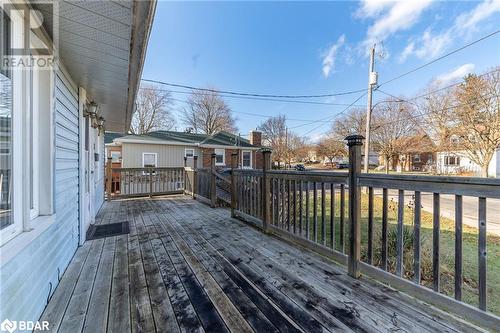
0, 66, 81, 325
122, 143, 201, 168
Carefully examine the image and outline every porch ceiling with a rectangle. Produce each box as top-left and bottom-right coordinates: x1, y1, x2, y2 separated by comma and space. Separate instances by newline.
33, 0, 156, 132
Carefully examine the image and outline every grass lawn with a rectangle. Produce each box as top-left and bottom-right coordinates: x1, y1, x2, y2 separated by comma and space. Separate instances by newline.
276, 190, 500, 316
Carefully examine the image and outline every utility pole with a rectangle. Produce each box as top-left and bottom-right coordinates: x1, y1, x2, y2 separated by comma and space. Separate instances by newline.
363, 45, 376, 174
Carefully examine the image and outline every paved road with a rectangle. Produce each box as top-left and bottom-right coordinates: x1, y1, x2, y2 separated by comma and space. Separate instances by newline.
374, 189, 500, 236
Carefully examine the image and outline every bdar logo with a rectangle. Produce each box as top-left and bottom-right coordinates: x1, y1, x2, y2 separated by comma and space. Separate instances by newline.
0, 319, 16, 333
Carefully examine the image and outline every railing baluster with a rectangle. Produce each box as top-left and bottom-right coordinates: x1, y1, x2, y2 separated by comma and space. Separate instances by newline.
313, 182, 318, 243
414, 191, 421, 284
305, 181, 310, 239
321, 182, 326, 245
299, 181, 303, 235
340, 184, 345, 253
382, 188, 388, 271
396, 189, 404, 277
455, 194, 462, 301
330, 183, 335, 249
433, 193, 440, 292
367, 187, 374, 264
478, 197, 487, 311
275, 178, 280, 226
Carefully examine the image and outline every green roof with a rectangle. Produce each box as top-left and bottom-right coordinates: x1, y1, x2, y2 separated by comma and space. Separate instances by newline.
104, 132, 125, 144
116, 130, 258, 147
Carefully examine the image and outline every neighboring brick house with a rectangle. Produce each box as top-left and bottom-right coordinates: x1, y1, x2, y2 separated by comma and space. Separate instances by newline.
108, 130, 265, 170
380, 134, 436, 172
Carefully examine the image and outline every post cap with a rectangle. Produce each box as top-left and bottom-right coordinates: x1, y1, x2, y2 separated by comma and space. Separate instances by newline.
231, 152, 239, 157
184, 156, 187, 160
345, 134, 365, 146
193, 155, 198, 159
259, 147, 272, 153
211, 153, 217, 158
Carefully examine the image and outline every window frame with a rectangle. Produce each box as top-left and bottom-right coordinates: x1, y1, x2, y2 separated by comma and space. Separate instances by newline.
241, 150, 252, 169
0, 6, 23, 245
185, 148, 194, 158
29, 62, 39, 219
214, 148, 225, 166
142, 152, 158, 168
413, 154, 421, 163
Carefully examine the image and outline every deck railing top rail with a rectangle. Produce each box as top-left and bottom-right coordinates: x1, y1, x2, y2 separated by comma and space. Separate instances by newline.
359, 173, 500, 198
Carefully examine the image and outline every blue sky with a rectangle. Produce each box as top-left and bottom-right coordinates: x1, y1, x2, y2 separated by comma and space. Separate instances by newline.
141, 0, 500, 142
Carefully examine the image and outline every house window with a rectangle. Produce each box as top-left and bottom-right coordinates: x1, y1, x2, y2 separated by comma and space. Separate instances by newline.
214, 148, 225, 165
142, 152, 157, 168
242, 150, 252, 168
444, 156, 460, 166
185, 148, 194, 158
110, 151, 121, 163
413, 154, 421, 163
0, 8, 13, 238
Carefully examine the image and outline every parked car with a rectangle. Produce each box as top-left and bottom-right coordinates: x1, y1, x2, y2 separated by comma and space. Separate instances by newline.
294, 164, 306, 171
337, 163, 349, 169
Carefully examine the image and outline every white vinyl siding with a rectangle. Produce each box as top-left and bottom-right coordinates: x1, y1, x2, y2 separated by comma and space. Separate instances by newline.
122, 143, 200, 168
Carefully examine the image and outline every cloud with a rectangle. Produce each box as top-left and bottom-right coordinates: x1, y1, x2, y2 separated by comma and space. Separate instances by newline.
322, 34, 346, 78
455, 0, 500, 34
355, 0, 393, 18
414, 29, 452, 59
434, 63, 475, 86
399, 41, 415, 63
360, 0, 434, 47
398, 0, 500, 62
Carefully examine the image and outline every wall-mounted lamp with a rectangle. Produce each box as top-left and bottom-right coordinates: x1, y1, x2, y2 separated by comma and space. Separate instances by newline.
97, 116, 105, 135
84, 100, 98, 119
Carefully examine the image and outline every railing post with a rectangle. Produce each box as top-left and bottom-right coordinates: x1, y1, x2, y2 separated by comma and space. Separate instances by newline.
345, 134, 364, 278
262, 148, 272, 233
192, 156, 198, 199
106, 157, 112, 201
184, 156, 187, 167
210, 153, 216, 208
149, 168, 153, 198
183, 156, 188, 195
230, 152, 238, 217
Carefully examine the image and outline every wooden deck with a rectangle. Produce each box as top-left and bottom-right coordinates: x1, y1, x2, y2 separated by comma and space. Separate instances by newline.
39, 195, 483, 333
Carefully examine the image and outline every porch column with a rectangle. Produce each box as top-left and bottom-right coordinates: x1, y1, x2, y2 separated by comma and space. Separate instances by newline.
210, 153, 216, 208
346, 134, 364, 278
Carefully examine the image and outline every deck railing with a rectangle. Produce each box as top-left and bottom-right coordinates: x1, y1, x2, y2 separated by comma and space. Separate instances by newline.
227, 137, 500, 330
106, 166, 186, 199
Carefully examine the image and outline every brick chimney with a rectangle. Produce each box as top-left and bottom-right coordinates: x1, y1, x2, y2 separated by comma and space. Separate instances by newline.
249, 130, 262, 147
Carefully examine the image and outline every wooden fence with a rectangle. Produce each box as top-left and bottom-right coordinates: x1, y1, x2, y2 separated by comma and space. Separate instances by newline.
228, 137, 499, 329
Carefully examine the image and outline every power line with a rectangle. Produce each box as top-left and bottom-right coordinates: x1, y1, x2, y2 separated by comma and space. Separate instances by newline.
140, 86, 365, 107
299, 93, 367, 136
141, 78, 366, 99
378, 29, 500, 88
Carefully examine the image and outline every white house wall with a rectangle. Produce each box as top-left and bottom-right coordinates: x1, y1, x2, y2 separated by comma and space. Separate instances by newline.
436, 150, 499, 177
0, 66, 80, 324
122, 143, 201, 168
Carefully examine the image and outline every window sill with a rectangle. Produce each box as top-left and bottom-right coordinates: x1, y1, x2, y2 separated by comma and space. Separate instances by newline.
0, 214, 57, 266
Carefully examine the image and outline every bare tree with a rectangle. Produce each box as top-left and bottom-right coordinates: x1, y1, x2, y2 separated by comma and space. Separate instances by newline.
450, 69, 500, 177
258, 115, 287, 166
316, 138, 347, 168
130, 85, 175, 134
182, 89, 237, 135
284, 133, 307, 167
371, 100, 418, 173
331, 108, 366, 140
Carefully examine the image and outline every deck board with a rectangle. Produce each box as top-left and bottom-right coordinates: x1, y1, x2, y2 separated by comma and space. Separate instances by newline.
39, 195, 484, 333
